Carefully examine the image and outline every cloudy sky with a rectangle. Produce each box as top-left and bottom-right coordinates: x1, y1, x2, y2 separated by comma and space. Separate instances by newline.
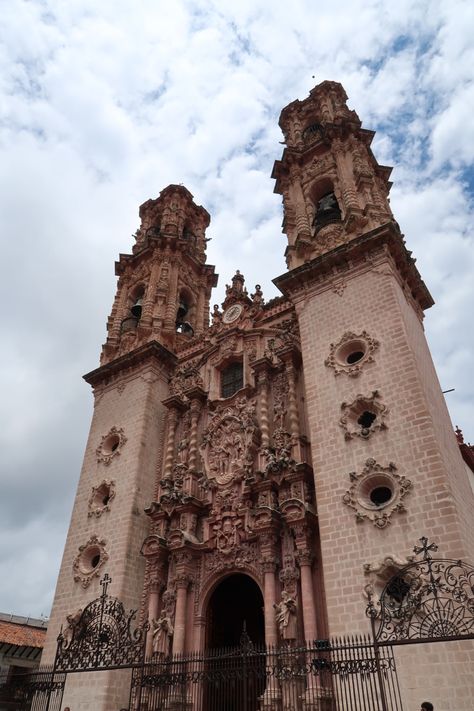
1, 0, 473, 619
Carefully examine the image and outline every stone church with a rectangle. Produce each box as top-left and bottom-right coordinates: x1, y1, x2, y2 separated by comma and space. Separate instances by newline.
43, 81, 474, 710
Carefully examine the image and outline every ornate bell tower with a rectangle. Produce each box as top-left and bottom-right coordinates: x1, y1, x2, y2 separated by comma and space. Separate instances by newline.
43, 185, 217, 710
273, 81, 474, 706
102, 184, 217, 363
272, 81, 394, 270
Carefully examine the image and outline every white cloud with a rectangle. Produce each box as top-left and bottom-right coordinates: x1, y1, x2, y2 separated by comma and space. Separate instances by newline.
0, 0, 473, 618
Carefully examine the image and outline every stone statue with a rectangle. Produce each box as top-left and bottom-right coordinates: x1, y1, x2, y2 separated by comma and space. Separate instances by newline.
152, 613, 174, 656
274, 590, 298, 639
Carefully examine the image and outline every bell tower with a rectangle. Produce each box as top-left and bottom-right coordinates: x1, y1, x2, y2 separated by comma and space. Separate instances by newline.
272, 81, 393, 270
273, 81, 474, 707
42, 185, 217, 711
102, 184, 217, 363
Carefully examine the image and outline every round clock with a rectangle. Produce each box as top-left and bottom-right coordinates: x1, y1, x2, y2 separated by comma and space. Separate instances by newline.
222, 304, 243, 324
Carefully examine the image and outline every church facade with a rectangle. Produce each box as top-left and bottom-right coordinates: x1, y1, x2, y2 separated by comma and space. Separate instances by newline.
43, 81, 474, 710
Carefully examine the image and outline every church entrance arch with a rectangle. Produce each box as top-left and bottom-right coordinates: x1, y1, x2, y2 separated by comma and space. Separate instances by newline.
204, 574, 265, 711
206, 573, 265, 648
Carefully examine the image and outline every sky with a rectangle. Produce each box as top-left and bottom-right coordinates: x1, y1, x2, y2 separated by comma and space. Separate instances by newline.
0, 0, 473, 619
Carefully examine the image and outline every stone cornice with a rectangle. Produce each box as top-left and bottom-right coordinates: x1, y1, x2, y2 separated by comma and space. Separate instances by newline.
115, 236, 218, 286
84, 340, 176, 388
273, 222, 433, 312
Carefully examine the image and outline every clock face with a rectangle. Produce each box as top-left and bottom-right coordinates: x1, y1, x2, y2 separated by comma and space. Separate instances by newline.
222, 304, 243, 324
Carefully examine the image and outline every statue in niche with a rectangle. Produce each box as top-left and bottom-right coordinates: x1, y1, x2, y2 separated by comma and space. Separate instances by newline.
274, 590, 298, 639
152, 613, 174, 656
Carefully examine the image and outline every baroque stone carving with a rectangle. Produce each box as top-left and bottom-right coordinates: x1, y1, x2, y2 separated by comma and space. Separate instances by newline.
200, 398, 260, 487
158, 477, 191, 515
96, 426, 127, 466
342, 458, 412, 529
169, 360, 203, 398
88, 479, 116, 518
204, 542, 259, 574
262, 429, 295, 475
73, 535, 109, 589
274, 590, 298, 639
325, 330, 379, 377
339, 390, 388, 440
152, 614, 174, 656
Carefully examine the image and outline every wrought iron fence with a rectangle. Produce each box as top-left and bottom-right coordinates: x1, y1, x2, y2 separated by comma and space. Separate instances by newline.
129, 635, 403, 711
0, 665, 65, 711
366, 536, 474, 646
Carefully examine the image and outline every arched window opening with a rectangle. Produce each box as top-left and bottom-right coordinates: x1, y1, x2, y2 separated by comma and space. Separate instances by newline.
121, 285, 145, 333
176, 289, 195, 336
313, 191, 341, 232
221, 362, 243, 398
182, 221, 196, 245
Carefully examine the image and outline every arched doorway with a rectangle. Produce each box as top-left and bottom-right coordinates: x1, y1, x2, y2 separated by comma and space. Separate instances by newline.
207, 573, 265, 648
205, 574, 265, 711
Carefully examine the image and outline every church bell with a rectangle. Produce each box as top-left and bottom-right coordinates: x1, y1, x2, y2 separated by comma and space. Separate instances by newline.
131, 298, 143, 319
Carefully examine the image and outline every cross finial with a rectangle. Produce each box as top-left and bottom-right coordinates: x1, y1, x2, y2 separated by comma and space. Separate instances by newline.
100, 573, 112, 597
413, 536, 438, 561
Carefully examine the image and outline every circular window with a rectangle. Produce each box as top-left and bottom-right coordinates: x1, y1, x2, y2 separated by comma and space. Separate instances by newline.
369, 486, 392, 506
336, 339, 367, 366
102, 433, 120, 455
92, 483, 113, 508
96, 427, 127, 465
79, 545, 102, 573
358, 473, 394, 510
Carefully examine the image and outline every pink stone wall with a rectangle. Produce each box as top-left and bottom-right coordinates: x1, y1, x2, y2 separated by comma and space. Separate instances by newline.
295, 257, 474, 709
43, 363, 169, 710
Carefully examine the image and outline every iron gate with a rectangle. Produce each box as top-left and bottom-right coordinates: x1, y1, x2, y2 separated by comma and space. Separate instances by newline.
129, 634, 403, 711
5, 538, 474, 710
366, 536, 474, 646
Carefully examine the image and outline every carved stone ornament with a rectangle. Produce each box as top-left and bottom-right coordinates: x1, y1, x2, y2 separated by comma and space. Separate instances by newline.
204, 542, 259, 574
169, 361, 204, 399
363, 553, 416, 611
274, 590, 298, 639
339, 390, 388, 440
73, 535, 109, 588
325, 330, 379, 377
88, 479, 116, 518
200, 398, 260, 487
96, 426, 127, 466
262, 429, 295, 475
342, 458, 412, 529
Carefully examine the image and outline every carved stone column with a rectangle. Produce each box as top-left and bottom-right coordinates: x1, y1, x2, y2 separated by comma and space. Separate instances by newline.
172, 574, 190, 655
141, 261, 161, 327
159, 397, 185, 495
278, 348, 302, 460
297, 550, 317, 642
252, 357, 273, 471
146, 573, 160, 658
261, 558, 281, 708
108, 277, 129, 346
262, 560, 278, 646
164, 262, 179, 331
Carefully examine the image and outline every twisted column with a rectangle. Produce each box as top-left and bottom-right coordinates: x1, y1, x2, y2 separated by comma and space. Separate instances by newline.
188, 399, 201, 471
161, 406, 179, 486
285, 360, 300, 443
258, 371, 270, 449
